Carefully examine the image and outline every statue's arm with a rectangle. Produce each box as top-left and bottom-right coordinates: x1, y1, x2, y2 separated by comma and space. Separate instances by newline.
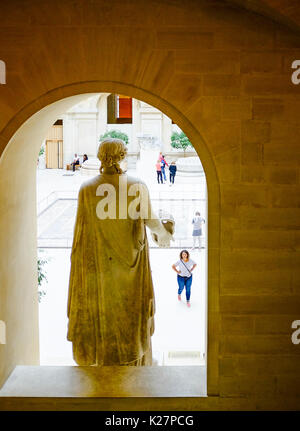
143, 185, 174, 247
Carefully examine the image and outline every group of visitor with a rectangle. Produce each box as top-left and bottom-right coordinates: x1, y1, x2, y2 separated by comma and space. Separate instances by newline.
70, 153, 88, 171
155, 152, 177, 185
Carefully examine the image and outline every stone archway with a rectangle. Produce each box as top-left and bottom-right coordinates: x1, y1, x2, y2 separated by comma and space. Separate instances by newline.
0, 81, 220, 397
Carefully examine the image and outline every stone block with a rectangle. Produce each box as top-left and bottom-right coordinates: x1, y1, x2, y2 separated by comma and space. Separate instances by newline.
243, 75, 300, 95
220, 375, 256, 397
241, 141, 263, 164
210, 121, 240, 156
241, 51, 282, 74
277, 376, 300, 397
270, 121, 300, 142
221, 96, 252, 120
268, 188, 300, 208
264, 141, 300, 165
175, 50, 240, 74
187, 96, 221, 121
252, 98, 284, 120
238, 207, 300, 229
220, 295, 300, 315
220, 355, 300, 377
275, 29, 300, 49
241, 165, 266, 184
221, 184, 269, 208
214, 25, 274, 49
267, 167, 298, 185
136, 50, 175, 95
294, 232, 300, 252
220, 335, 300, 355
242, 120, 271, 144
155, 31, 214, 49
217, 162, 241, 184
215, 147, 241, 183
220, 375, 277, 398
255, 356, 300, 376
220, 270, 293, 296
220, 315, 254, 334
162, 73, 202, 109
241, 120, 270, 165
221, 249, 297, 274
230, 229, 296, 251
203, 75, 241, 96
254, 315, 299, 335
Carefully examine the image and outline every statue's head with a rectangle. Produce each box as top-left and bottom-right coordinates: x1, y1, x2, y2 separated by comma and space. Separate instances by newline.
97, 138, 128, 174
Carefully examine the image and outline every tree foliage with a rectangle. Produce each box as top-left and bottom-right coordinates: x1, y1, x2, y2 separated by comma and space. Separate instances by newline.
100, 130, 129, 145
170, 131, 193, 152
38, 256, 48, 302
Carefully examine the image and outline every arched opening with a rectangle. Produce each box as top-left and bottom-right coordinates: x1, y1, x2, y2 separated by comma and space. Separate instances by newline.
0, 82, 220, 398
36, 92, 207, 369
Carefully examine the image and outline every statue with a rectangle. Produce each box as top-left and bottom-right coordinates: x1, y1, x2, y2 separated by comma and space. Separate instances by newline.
67, 138, 173, 366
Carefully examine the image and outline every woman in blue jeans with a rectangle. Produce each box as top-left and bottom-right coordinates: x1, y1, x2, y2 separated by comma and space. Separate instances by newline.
172, 250, 197, 308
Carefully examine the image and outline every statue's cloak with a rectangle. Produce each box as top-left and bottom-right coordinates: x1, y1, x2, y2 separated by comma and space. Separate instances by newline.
67, 173, 155, 365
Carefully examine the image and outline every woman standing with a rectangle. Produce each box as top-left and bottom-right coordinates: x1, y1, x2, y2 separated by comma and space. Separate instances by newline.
192, 211, 205, 250
155, 160, 163, 184
172, 250, 196, 308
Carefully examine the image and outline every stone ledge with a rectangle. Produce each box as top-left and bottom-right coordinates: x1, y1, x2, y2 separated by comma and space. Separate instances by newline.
0, 365, 206, 399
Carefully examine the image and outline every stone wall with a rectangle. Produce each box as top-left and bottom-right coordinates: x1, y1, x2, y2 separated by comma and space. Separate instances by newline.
0, 0, 300, 408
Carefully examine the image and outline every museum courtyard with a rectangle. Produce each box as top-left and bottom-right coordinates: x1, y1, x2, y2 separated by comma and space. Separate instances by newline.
37, 166, 207, 367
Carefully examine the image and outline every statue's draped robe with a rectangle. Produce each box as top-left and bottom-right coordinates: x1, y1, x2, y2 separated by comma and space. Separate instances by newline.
67, 173, 155, 366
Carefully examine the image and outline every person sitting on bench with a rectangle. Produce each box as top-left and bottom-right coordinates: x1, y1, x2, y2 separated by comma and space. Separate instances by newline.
71, 154, 80, 171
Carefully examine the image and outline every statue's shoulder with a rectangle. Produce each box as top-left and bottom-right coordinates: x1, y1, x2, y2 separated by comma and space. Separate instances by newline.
79, 175, 102, 191
126, 175, 147, 187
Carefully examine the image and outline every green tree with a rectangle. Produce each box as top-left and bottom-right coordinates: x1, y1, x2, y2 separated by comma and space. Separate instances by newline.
38, 254, 48, 302
100, 130, 129, 145
170, 131, 193, 156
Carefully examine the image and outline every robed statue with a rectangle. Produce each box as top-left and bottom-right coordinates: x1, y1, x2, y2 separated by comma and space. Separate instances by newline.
67, 138, 173, 366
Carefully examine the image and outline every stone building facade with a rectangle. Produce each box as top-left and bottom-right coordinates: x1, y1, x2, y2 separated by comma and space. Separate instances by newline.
41, 94, 189, 170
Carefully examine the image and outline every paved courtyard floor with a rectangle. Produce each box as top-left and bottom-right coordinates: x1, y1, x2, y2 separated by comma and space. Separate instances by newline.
37, 167, 207, 366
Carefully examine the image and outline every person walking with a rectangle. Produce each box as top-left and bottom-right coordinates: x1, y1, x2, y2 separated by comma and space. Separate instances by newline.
160, 155, 169, 183
192, 211, 205, 249
172, 250, 196, 307
156, 160, 163, 184
169, 161, 177, 185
